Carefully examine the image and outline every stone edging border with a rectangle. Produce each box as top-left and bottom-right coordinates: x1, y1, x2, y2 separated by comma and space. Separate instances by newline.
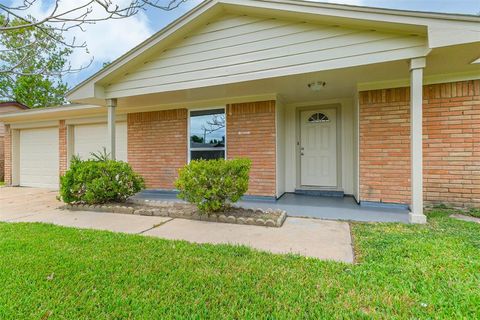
64, 201, 287, 228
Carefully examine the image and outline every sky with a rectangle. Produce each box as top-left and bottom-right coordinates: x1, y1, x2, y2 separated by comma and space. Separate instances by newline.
7, 0, 479, 87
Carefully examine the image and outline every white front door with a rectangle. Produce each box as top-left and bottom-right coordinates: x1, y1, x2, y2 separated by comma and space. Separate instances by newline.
300, 108, 337, 187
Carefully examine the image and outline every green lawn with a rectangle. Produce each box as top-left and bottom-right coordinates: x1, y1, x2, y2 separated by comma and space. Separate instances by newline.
467, 208, 480, 218
0, 210, 479, 319
0, 181, 4, 187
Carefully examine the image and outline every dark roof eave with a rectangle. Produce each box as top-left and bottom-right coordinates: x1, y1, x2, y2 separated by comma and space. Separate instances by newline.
0, 101, 30, 110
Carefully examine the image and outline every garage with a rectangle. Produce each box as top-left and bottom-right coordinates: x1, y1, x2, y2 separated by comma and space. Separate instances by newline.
19, 127, 59, 188
73, 122, 127, 161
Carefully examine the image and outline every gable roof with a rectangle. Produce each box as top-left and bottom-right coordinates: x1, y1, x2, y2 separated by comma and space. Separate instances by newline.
67, 0, 480, 103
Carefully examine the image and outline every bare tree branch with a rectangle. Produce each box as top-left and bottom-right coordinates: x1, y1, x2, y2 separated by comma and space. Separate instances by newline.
0, 0, 190, 76
0, 1, 186, 31
202, 114, 226, 135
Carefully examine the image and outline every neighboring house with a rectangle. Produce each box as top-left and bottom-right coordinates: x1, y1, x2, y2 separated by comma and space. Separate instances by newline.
0, 0, 479, 223
0, 102, 29, 182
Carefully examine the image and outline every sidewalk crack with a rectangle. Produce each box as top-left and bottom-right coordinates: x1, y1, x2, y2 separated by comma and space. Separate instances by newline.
138, 217, 174, 234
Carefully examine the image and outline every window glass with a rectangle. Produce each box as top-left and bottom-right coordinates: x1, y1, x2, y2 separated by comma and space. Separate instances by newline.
190, 150, 225, 161
308, 112, 330, 123
190, 108, 225, 160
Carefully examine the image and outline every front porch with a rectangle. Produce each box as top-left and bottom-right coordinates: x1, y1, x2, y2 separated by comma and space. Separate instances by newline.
98, 55, 429, 224
132, 191, 410, 223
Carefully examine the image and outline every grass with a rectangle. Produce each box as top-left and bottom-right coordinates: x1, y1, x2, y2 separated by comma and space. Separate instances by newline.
0, 181, 4, 187
467, 208, 480, 218
0, 210, 479, 319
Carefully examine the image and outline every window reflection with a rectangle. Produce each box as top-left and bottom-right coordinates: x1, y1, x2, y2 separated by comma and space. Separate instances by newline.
190, 109, 225, 160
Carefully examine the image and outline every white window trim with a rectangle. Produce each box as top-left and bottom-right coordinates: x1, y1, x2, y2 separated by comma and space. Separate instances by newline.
187, 106, 227, 163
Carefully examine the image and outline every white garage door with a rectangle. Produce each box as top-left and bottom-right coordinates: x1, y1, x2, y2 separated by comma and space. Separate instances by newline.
20, 127, 59, 188
73, 122, 127, 161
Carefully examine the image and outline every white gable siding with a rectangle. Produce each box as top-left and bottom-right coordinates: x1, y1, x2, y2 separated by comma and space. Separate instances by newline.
105, 14, 428, 98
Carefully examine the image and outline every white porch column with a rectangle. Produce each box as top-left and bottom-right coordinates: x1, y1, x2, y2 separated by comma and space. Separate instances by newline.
106, 98, 117, 160
409, 58, 427, 224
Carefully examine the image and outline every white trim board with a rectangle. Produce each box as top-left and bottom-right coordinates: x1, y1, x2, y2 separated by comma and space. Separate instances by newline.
65, 115, 127, 125
10, 120, 59, 129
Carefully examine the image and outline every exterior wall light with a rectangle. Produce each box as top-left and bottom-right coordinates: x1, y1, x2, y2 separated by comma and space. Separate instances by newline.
307, 81, 327, 91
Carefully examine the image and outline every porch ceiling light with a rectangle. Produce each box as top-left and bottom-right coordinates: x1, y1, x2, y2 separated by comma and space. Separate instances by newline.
307, 81, 326, 91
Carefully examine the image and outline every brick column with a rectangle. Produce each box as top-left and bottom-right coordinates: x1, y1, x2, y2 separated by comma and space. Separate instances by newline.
423, 80, 480, 208
127, 109, 187, 189
226, 100, 276, 197
3, 124, 12, 185
0, 126, 4, 182
359, 88, 411, 204
59, 120, 68, 176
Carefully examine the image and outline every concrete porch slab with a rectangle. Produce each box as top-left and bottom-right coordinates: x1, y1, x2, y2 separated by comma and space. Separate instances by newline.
144, 217, 354, 263
240, 193, 410, 223
133, 191, 410, 223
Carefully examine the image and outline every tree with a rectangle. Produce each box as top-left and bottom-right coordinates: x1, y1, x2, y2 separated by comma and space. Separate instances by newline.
201, 114, 225, 134
0, 15, 70, 108
191, 135, 204, 143
0, 0, 188, 76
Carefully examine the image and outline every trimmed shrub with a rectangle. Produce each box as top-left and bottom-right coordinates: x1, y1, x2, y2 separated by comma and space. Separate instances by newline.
175, 158, 252, 214
60, 156, 145, 204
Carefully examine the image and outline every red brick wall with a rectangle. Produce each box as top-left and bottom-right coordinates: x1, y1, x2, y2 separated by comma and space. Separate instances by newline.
359, 79, 480, 208
423, 80, 480, 208
128, 109, 187, 189
0, 133, 4, 182
59, 120, 68, 176
359, 88, 411, 204
0, 122, 5, 181
226, 100, 276, 197
3, 124, 11, 185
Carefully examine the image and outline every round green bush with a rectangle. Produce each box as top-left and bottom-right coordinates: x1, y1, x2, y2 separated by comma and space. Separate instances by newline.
175, 158, 252, 214
59, 156, 145, 204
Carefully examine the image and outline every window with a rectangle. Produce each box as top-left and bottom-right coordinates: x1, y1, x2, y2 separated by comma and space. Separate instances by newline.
308, 112, 330, 123
189, 108, 225, 161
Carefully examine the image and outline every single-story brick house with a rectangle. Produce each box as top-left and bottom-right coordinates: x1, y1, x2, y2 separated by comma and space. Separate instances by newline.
1, 0, 479, 223
0, 102, 29, 182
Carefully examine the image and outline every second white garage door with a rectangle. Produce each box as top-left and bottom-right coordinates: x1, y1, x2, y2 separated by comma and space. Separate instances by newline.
19, 127, 59, 188
73, 122, 127, 161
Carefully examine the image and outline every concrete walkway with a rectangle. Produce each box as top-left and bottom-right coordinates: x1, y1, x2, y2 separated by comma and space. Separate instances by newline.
0, 187, 354, 263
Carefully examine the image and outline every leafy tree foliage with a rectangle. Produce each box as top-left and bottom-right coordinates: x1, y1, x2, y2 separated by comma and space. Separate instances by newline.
0, 1, 188, 77
191, 135, 204, 143
0, 15, 70, 108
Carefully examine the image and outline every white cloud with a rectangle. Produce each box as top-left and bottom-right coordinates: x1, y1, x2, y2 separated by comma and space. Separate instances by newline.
72, 12, 152, 67
9, 0, 154, 68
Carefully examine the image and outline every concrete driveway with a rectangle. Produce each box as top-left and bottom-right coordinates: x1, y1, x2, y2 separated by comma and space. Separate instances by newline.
0, 187, 354, 263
